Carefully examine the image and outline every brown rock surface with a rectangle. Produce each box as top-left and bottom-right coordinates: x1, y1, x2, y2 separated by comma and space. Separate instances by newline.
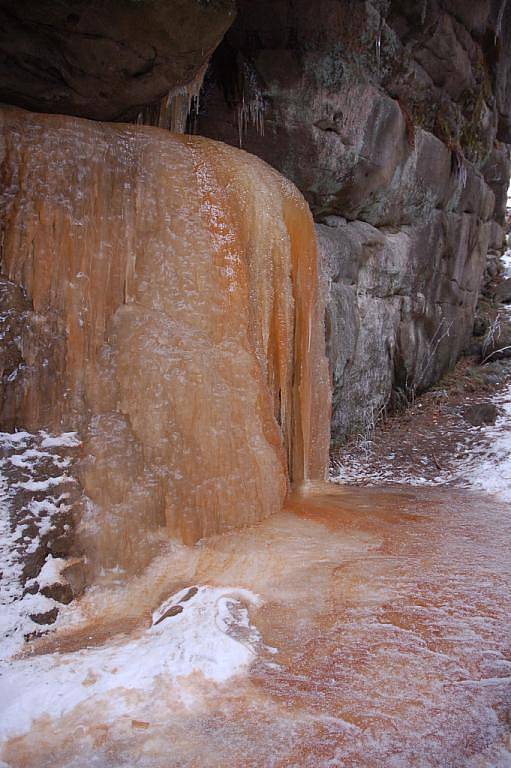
0, 0, 235, 121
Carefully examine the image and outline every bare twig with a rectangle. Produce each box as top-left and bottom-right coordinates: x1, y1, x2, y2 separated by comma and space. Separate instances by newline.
432, 452, 443, 471
481, 345, 511, 365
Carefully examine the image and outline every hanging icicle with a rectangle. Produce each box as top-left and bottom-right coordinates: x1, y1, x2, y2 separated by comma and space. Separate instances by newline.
496, 0, 508, 43
136, 63, 207, 133
375, 20, 383, 77
236, 60, 266, 148
421, 0, 428, 26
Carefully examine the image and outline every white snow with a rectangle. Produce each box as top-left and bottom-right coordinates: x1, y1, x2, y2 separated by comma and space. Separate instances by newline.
501, 250, 511, 275
33, 555, 67, 588
0, 431, 79, 658
14, 475, 72, 492
0, 585, 263, 740
453, 384, 511, 501
0, 431, 31, 448
40, 432, 80, 449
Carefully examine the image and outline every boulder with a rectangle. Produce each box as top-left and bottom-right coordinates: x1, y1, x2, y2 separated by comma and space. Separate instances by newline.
29, 607, 59, 625
0, 0, 235, 121
40, 581, 74, 605
495, 277, 511, 302
462, 403, 498, 426
154, 605, 184, 625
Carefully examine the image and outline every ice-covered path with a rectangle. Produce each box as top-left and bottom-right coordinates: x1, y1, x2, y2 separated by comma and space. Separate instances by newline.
2, 379, 511, 766
1, 479, 511, 766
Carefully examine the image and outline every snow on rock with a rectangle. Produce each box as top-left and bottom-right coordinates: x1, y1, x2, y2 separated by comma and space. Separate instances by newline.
33, 555, 67, 588
40, 432, 81, 449
0, 430, 81, 658
500, 249, 511, 277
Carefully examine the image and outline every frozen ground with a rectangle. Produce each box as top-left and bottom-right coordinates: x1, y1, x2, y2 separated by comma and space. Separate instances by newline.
1, 583, 264, 742
1, 386, 511, 765
332, 382, 511, 497
0, 432, 266, 746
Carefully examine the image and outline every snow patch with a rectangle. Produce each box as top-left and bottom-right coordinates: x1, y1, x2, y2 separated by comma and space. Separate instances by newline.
15, 475, 72, 492
40, 432, 81, 449
0, 585, 263, 740
33, 555, 67, 588
500, 248, 511, 278
454, 384, 511, 502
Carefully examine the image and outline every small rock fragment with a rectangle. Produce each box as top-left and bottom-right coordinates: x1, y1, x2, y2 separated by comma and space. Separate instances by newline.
30, 607, 59, 625
154, 604, 184, 625
180, 586, 198, 603
41, 581, 74, 604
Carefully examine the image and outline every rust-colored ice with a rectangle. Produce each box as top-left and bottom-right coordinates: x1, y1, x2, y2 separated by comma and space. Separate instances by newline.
0, 106, 330, 567
3, 484, 511, 767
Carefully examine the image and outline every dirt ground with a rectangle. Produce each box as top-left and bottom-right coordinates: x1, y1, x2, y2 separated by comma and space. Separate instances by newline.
332, 353, 511, 485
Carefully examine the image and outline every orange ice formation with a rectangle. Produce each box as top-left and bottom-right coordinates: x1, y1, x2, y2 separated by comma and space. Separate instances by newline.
0, 106, 330, 570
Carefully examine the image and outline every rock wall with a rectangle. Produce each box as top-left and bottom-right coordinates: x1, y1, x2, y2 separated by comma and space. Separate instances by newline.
196, 0, 511, 441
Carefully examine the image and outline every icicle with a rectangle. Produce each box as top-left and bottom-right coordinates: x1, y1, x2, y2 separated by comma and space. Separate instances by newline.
137, 63, 207, 134
421, 0, 428, 26
496, 0, 507, 43
452, 148, 467, 189
375, 24, 382, 76
236, 63, 265, 148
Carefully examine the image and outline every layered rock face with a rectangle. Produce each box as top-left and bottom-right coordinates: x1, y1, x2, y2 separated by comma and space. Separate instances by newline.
0, 0, 235, 121
1, 1, 509, 448
0, 107, 330, 570
197, 0, 511, 440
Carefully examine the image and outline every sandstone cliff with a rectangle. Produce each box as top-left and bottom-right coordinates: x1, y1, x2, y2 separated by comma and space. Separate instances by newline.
0, 0, 235, 121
